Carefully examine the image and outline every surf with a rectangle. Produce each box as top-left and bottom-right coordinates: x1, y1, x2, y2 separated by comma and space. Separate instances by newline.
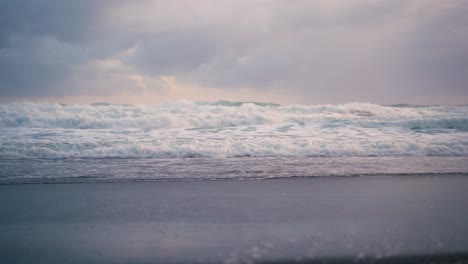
0, 101, 467, 159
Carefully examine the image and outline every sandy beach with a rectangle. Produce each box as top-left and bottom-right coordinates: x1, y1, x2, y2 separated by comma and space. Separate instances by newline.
1, 176, 468, 263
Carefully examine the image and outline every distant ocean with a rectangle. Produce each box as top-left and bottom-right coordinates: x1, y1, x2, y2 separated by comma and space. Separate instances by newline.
1, 101, 467, 184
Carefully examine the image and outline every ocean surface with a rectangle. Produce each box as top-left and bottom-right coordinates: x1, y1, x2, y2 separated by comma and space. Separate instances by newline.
1, 101, 467, 184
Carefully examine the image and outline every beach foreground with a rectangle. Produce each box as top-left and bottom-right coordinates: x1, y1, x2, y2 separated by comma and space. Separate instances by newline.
1, 176, 468, 263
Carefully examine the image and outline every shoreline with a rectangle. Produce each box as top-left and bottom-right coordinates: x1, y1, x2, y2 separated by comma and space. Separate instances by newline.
1, 171, 468, 185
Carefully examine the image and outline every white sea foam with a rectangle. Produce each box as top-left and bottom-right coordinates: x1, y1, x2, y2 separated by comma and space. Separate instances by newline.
0, 101, 467, 158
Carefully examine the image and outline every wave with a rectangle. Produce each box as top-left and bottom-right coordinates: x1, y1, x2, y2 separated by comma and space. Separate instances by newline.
1, 101, 467, 130
0, 101, 467, 158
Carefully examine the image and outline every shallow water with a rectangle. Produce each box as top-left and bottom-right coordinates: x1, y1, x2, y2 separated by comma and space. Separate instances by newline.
0, 156, 468, 184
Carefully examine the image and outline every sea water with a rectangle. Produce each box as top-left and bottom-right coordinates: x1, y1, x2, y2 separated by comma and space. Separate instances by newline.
1, 101, 467, 184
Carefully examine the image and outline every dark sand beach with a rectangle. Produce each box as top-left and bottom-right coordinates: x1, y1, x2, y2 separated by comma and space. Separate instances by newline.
1, 176, 468, 263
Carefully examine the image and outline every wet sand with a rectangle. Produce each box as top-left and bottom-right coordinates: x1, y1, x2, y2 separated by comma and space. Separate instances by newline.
1, 176, 468, 263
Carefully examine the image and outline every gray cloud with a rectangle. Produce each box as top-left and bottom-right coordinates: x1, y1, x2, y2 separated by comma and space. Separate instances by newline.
1, 0, 467, 104
0, 0, 111, 47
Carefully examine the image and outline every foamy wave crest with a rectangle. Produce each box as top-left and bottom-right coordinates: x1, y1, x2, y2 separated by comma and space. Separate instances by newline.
1, 101, 467, 130
1, 101, 288, 129
1, 101, 467, 158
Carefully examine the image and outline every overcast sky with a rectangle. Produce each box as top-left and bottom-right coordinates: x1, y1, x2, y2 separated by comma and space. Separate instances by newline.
0, 0, 467, 105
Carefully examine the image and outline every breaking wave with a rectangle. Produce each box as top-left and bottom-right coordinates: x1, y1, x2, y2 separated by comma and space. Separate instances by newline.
0, 101, 467, 158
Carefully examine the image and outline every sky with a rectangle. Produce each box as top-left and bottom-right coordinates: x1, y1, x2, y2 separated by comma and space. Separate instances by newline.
0, 0, 467, 105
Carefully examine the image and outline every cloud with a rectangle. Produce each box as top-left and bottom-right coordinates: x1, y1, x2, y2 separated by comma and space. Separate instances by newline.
0, 0, 111, 47
0, 0, 467, 104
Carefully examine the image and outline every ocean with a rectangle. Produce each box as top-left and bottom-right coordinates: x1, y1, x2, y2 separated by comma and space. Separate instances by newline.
1, 100, 467, 184
2, 101, 468, 263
